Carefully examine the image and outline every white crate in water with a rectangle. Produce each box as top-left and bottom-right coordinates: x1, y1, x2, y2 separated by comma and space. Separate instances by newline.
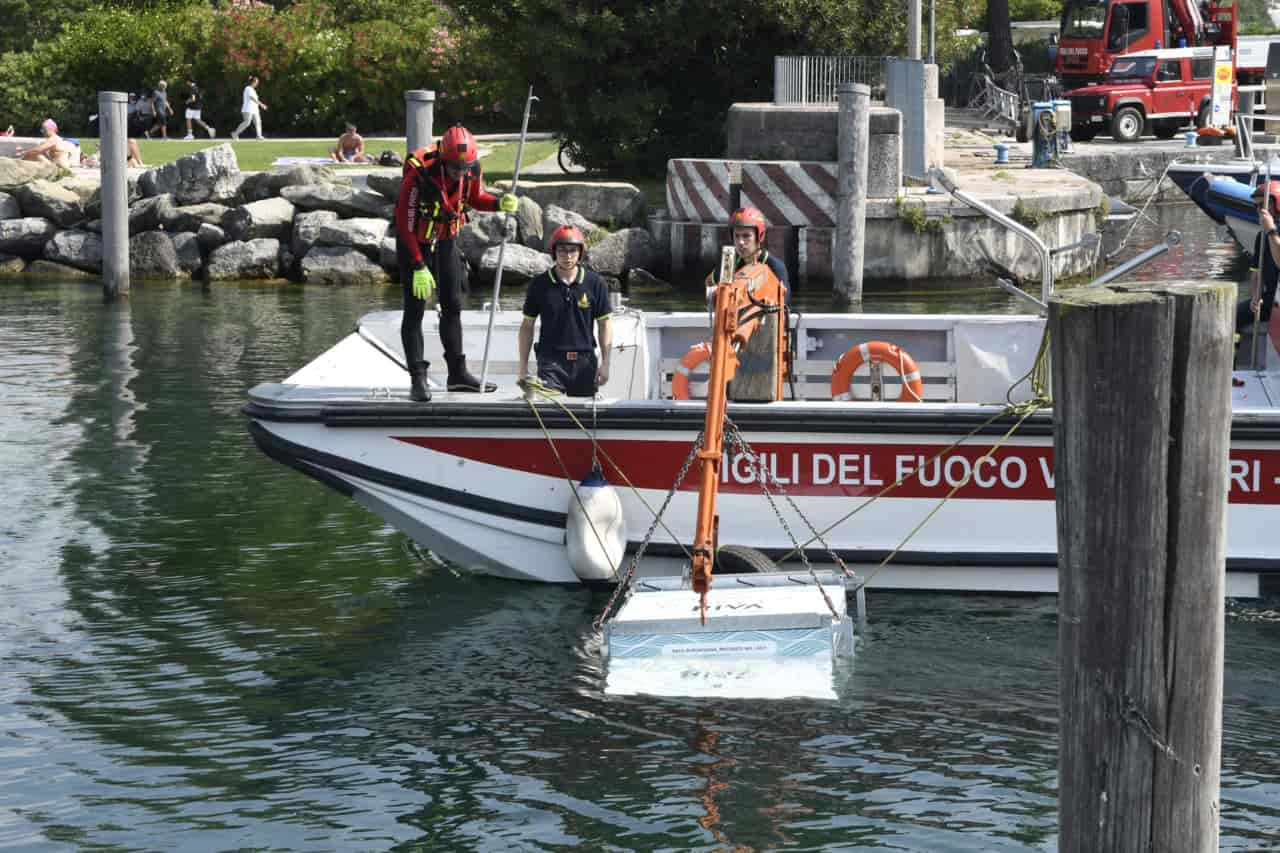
603, 570, 859, 700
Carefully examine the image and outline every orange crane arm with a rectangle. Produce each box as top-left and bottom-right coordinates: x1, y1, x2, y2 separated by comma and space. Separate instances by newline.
689, 261, 787, 622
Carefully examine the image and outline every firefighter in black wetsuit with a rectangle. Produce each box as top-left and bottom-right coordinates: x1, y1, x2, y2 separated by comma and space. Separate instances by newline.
704, 206, 790, 298
394, 124, 518, 401
1242, 182, 1280, 351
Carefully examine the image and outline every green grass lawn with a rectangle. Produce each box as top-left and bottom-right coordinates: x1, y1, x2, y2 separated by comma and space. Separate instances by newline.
75, 135, 667, 208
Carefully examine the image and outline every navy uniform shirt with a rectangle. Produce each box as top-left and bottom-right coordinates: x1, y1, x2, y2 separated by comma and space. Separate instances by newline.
522, 266, 611, 353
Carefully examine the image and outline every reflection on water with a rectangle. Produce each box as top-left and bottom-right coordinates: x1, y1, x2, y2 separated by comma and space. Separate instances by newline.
1, 212, 1278, 850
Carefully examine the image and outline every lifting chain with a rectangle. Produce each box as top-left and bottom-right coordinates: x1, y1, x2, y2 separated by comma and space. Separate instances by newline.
724, 419, 844, 619
593, 432, 704, 631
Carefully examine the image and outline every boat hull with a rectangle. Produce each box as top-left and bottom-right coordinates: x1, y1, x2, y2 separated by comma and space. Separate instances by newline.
247, 397, 1280, 597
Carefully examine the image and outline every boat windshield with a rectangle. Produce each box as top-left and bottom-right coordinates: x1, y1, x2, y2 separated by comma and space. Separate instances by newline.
1061, 1, 1106, 38
1106, 56, 1157, 79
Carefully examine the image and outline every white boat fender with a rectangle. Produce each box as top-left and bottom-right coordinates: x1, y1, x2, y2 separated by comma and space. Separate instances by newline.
566, 468, 626, 583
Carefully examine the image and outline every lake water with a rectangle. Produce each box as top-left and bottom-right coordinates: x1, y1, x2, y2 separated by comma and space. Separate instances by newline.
2, 204, 1278, 851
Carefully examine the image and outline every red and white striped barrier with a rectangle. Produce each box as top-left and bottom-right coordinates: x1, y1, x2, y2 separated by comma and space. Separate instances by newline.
741, 162, 837, 227
665, 159, 733, 224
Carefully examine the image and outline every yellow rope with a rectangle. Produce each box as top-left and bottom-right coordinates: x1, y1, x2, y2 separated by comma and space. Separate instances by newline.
521, 383, 696, 562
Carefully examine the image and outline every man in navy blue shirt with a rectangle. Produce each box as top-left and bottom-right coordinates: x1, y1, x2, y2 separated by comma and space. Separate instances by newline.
518, 226, 613, 396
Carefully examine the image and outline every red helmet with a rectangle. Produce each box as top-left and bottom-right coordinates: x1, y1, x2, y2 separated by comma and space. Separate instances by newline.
549, 225, 586, 258
1253, 181, 1280, 213
729, 206, 767, 243
439, 124, 478, 164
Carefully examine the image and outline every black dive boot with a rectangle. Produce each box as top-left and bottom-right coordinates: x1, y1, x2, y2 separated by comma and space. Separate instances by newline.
409, 361, 431, 402
446, 354, 497, 393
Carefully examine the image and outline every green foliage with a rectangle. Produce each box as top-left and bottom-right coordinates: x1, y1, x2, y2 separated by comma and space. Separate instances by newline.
1011, 197, 1045, 228
0, 0, 500, 138
896, 197, 952, 234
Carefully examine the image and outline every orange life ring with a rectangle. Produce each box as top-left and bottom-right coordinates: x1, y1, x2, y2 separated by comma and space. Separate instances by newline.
671, 342, 712, 400
830, 341, 924, 403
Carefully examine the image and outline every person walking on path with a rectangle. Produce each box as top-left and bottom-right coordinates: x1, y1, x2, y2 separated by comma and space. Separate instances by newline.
393, 123, 518, 400
147, 80, 173, 139
230, 75, 267, 140
517, 225, 612, 397
182, 77, 215, 140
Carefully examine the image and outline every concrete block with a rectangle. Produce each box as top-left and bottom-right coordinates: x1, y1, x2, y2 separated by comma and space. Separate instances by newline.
666, 159, 732, 223
725, 104, 904, 161
798, 227, 833, 284
741, 162, 836, 226
867, 132, 903, 197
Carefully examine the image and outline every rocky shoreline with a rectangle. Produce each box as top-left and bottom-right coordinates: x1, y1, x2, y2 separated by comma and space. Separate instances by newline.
0, 145, 663, 290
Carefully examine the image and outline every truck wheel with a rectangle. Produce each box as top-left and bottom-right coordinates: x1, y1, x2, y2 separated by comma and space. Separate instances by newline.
1153, 119, 1180, 140
1070, 126, 1098, 142
1111, 106, 1144, 142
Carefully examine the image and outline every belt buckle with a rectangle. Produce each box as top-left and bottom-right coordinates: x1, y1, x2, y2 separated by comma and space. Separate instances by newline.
565, 351, 578, 361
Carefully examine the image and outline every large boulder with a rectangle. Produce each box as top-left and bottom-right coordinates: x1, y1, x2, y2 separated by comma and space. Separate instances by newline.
0, 192, 20, 220
0, 217, 58, 259
171, 232, 203, 274
363, 170, 402, 199
516, 181, 646, 227
83, 175, 143, 220
238, 163, 337, 203
138, 144, 242, 205
128, 195, 176, 234
0, 158, 58, 191
380, 237, 397, 271
515, 195, 543, 250
280, 183, 393, 219
292, 210, 339, 258
542, 205, 606, 247
15, 180, 84, 227
196, 222, 227, 251
477, 243, 552, 285
23, 259, 95, 279
315, 217, 392, 258
586, 228, 656, 277
456, 211, 517, 264
625, 267, 673, 293
44, 230, 103, 273
59, 174, 101, 206
206, 238, 282, 281
0, 254, 25, 274
160, 202, 231, 233
129, 230, 184, 279
301, 245, 392, 285
223, 197, 296, 241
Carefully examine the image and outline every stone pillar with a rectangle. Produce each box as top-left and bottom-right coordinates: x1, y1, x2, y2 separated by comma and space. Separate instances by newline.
404, 90, 435, 155
834, 82, 870, 305
99, 91, 129, 299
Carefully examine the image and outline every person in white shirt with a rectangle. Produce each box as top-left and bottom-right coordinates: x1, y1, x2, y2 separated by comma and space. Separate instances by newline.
230, 75, 267, 140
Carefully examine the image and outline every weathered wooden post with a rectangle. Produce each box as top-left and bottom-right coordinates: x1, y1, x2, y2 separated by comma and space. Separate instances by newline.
404, 90, 435, 155
833, 82, 869, 306
99, 91, 129, 299
1051, 281, 1232, 852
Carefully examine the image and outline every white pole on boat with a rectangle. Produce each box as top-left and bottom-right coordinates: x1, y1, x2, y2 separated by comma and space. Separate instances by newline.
478, 86, 536, 394
99, 91, 130, 300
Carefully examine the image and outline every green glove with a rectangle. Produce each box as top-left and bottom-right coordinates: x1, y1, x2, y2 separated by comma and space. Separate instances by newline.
412, 265, 435, 301
499, 193, 519, 213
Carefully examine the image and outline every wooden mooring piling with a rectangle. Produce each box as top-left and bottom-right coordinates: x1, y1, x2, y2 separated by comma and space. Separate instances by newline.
1050, 282, 1234, 852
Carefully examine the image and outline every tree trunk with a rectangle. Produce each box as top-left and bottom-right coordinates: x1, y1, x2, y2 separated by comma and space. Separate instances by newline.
987, 0, 1015, 74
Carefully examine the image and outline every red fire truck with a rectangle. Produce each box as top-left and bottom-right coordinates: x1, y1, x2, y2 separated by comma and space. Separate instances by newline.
1053, 0, 1257, 89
